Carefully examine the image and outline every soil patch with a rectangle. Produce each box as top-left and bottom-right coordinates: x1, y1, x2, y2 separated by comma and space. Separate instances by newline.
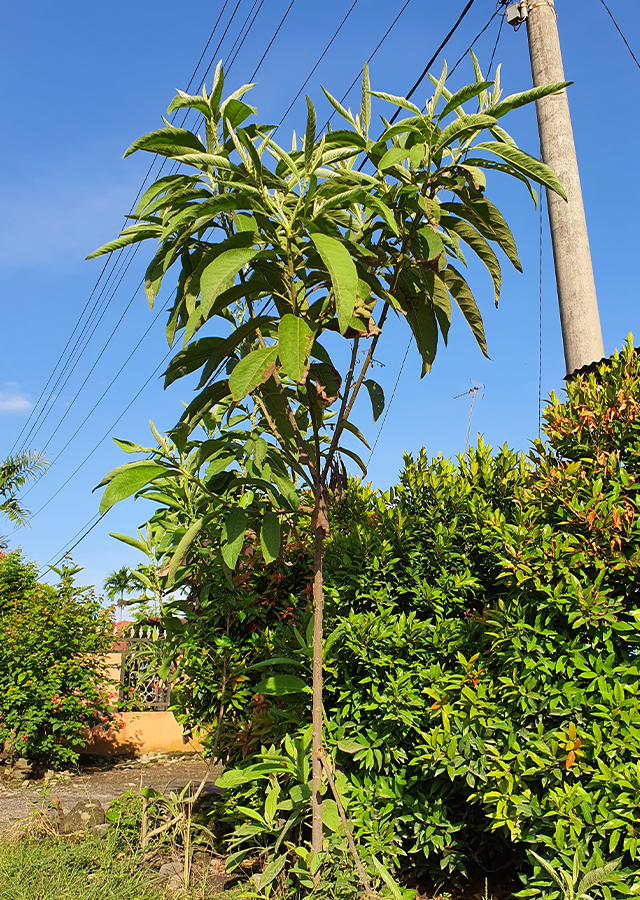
0, 753, 223, 830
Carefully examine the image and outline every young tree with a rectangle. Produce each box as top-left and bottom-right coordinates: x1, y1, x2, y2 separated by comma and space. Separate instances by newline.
0, 450, 49, 547
103, 564, 139, 614
91, 59, 566, 850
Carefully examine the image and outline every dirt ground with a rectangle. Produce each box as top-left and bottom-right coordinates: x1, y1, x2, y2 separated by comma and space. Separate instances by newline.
0, 753, 223, 830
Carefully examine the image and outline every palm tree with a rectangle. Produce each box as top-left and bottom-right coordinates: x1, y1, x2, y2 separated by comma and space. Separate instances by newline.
0, 450, 50, 547
103, 565, 138, 614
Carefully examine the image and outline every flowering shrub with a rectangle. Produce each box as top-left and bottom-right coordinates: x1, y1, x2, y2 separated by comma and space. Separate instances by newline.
0, 552, 115, 767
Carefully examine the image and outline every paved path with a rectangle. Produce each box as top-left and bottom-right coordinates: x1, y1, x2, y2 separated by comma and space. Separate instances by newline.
0, 754, 223, 830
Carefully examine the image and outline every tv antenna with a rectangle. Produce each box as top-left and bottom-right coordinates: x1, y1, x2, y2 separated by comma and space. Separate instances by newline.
453, 381, 484, 453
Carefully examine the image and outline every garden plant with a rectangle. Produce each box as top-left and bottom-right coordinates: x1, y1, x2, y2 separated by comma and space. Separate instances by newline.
91, 55, 566, 864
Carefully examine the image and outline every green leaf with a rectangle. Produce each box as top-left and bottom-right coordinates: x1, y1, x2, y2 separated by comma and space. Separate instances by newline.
443, 266, 487, 357
337, 739, 367, 754
278, 315, 315, 383
109, 532, 149, 556
370, 90, 421, 115
123, 126, 205, 159
433, 114, 497, 154
221, 507, 247, 569
474, 141, 567, 200
260, 512, 281, 564
165, 517, 206, 587
308, 231, 358, 335
86, 226, 159, 260
304, 96, 316, 170
439, 81, 494, 119
177, 381, 231, 434
98, 463, 167, 514
167, 92, 211, 116
112, 438, 153, 454
322, 799, 343, 834
403, 297, 438, 376
363, 379, 385, 423
441, 214, 501, 305
254, 674, 311, 695
489, 82, 571, 118
378, 147, 411, 170
321, 86, 357, 127
443, 198, 521, 271
257, 854, 287, 891
371, 857, 403, 900
229, 346, 280, 401
186, 242, 260, 343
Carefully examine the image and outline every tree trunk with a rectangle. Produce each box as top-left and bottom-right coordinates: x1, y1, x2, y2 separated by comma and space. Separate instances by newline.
311, 523, 324, 852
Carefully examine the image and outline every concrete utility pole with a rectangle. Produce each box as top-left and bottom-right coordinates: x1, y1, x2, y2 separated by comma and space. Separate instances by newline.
507, 0, 604, 376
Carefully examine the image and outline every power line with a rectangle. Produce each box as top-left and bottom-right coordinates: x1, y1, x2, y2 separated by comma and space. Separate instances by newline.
277, 0, 361, 129
599, 0, 640, 70
29, 346, 174, 524
448, 10, 499, 78
324, 0, 414, 129
388, 0, 478, 124
250, 0, 297, 81
366, 341, 410, 468
12, 2, 243, 457
486, 11, 505, 78
13, 3, 253, 459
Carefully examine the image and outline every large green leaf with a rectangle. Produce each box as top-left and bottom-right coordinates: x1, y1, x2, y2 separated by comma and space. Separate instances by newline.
221, 507, 247, 569
86, 226, 160, 260
257, 854, 287, 891
177, 381, 231, 434
438, 81, 493, 120
123, 127, 205, 159
254, 674, 311, 695
443, 198, 521, 271
403, 297, 438, 376
260, 512, 281, 564
433, 114, 497, 154
474, 141, 567, 200
229, 346, 279, 401
308, 231, 358, 335
378, 147, 411, 170
99, 462, 167, 514
441, 215, 501, 305
165, 517, 206, 587
185, 241, 260, 343
363, 379, 385, 423
443, 265, 488, 357
489, 82, 571, 119
278, 315, 315, 383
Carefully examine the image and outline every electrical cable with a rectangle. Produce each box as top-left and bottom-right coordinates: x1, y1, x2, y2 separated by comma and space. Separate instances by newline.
28, 346, 174, 524
43, 513, 108, 573
226, 0, 264, 73
599, 0, 640, 70
388, 0, 478, 124
276, 0, 361, 129
12, 1, 241, 456
250, 0, 297, 81
486, 11, 505, 78
323, 0, 414, 130
448, 9, 499, 78
366, 340, 411, 469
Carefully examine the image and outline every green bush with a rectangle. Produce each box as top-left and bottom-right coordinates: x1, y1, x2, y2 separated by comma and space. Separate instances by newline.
117, 339, 640, 893
0, 552, 115, 767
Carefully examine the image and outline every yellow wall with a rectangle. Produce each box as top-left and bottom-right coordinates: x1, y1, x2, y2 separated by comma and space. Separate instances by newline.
85, 710, 203, 757
84, 649, 204, 757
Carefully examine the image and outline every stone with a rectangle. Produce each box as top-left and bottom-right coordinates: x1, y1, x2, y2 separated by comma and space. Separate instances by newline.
59, 799, 106, 835
12, 758, 33, 778
93, 823, 110, 839
160, 861, 183, 878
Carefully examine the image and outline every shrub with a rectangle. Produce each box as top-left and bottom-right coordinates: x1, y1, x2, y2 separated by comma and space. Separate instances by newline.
0, 552, 115, 767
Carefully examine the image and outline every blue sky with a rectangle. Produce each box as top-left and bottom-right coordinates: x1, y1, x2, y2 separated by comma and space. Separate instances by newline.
1, 0, 638, 593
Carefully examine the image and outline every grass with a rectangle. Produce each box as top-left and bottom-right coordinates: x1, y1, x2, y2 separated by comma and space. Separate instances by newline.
0, 832, 238, 900
0, 834, 167, 900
